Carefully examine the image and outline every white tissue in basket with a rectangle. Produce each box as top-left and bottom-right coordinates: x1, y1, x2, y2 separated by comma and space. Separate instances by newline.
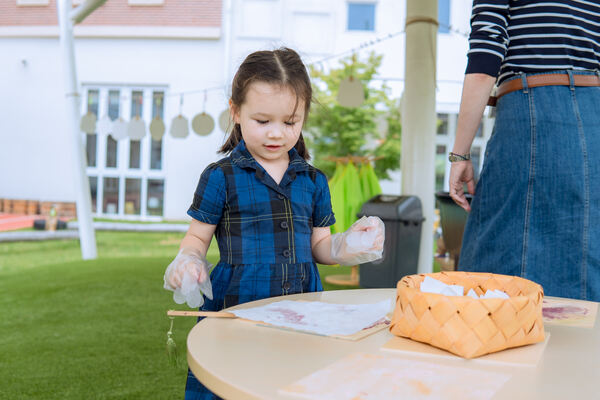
421, 276, 509, 299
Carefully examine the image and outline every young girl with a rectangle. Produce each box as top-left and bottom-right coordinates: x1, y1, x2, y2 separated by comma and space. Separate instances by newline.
164, 47, 384, 400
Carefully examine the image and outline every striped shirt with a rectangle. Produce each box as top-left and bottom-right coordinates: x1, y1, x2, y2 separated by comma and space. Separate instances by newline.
466, 0, 600, 83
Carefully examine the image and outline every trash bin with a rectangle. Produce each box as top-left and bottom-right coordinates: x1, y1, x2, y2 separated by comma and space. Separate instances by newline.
358, 195, 424, 288
33, 219, 67, 230
435, 191, 472, 269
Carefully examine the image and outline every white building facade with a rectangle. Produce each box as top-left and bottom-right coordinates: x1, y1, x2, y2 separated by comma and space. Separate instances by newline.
0, 0, 492, 221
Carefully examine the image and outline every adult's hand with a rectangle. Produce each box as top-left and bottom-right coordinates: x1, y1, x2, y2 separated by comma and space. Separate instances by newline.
449, 73, 495, 212
449, 160, 475, 211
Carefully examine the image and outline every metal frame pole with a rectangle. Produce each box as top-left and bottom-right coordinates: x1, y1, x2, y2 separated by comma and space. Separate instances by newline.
56, 0, 104, 259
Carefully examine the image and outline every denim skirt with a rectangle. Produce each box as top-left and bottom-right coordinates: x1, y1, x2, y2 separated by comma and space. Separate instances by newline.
458, 70, 600, 302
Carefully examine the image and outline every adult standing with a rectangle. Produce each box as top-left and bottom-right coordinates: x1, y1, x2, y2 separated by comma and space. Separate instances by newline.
449, 0, 600, 301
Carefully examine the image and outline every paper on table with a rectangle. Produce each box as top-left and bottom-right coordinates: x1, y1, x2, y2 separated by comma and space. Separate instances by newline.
230, 300, 391, 336
280, 352, 512, 400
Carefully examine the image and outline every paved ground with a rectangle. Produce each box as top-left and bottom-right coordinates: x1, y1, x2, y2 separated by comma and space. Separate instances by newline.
0, 212, 188, 242
0, 213, 40, 232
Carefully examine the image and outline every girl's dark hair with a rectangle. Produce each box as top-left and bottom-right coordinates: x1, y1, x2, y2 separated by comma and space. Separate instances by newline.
219, 47, 312, 160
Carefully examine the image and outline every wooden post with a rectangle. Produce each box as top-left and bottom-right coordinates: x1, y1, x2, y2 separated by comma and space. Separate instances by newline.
402, 0, 438, 274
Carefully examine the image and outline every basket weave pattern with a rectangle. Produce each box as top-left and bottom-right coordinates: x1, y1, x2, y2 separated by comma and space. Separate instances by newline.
389, 271, 545, 358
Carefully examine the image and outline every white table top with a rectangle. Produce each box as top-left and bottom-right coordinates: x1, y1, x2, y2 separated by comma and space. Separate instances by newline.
187, 289, 599, 400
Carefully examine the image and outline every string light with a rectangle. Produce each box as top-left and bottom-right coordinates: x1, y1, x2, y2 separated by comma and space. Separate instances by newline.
160, 22, 470, 99
87, 22, 470, 103
82, 20, 472, 137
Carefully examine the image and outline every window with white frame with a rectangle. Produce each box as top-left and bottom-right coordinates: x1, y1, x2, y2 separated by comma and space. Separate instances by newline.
347, 2, 376, 31
89, 176, 98, 213
438, 0, 451, 33
437, 112, 449, 136
83, 86, 167, 219
86, 89, 99, 168
150, 92, 164, 170
106, 90, 120, 169
435, 144, 447, 192
129, 91, 143, 170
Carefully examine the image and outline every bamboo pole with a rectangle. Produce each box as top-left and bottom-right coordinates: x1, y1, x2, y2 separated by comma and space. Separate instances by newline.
402, 0, 438, 274
167, 310, 237, 318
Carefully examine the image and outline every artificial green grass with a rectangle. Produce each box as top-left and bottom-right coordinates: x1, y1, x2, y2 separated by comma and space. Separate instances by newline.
0, 231, 186, 274
0, 232, 365, 399
0, 256, 195, 399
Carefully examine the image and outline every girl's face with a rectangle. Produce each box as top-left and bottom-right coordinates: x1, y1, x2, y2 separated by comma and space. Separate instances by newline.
232, 81, 305, 166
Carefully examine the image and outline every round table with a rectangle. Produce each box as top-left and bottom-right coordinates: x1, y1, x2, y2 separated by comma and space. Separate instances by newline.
187, 289, 599, 399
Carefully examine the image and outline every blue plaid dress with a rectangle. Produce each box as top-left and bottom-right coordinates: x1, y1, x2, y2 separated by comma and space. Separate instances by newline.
184, 140, 335, 400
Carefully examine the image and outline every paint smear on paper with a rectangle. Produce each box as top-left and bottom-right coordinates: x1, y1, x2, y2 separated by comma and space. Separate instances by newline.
543, 298, 598, 328
231, 300, 391, 336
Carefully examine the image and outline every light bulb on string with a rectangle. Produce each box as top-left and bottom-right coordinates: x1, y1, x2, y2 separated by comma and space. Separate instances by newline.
80, 93, 97, 134
80, 111, 97, 134
96, 114, 112, 136
170, 94, 189, 138
218, 108, 232, 133
127, 92, 147, 140
149, 93, 166, 141
191, 90, 215, 136
128, 111, 146, 140
111, 116, 128, 141
150, 116, 166, 141
337, 53, 365, 108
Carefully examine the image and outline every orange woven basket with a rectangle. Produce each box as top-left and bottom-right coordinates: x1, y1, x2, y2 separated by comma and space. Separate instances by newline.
389, 271, 545, 359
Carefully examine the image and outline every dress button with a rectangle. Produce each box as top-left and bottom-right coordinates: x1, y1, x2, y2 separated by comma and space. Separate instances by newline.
282, 281, 292, 291
280, 221, 288, 229
283, 249, 291, 257
277, 194, 285, 200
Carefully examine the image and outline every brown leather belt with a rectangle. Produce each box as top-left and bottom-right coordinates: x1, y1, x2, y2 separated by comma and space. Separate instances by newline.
487, 73, 600, 106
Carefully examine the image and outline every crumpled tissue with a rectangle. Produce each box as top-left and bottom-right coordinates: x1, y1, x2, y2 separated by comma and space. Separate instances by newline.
420, 276, 509, 299
163, 252, 213, 308
331, 216, 385, 265
345, 228, 379, 252
172, 269, 209, 308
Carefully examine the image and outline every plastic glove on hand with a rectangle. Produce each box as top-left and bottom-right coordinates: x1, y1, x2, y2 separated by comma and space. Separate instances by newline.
163, 248, 213, 308
331, 216, 385, 266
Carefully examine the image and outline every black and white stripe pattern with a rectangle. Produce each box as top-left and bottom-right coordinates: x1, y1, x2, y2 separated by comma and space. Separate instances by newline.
466, 0, 600, 83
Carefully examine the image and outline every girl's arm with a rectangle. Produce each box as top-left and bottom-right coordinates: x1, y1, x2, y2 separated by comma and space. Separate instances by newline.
311, 216, 385, 265
180, 219, 217, 256
311, 226, 336, 265
449, 73, 496, 211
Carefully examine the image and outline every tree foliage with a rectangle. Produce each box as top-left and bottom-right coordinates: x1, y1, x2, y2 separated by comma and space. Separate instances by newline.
305, 52, 401, 180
